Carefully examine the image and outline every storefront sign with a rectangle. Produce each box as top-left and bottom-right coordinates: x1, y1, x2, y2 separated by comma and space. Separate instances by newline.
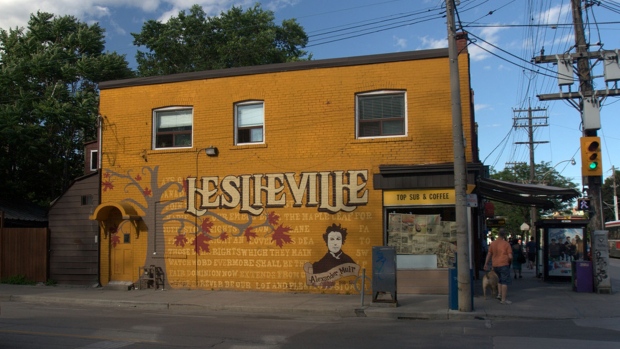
486, 218, 506, 227
383, 189, 455, 206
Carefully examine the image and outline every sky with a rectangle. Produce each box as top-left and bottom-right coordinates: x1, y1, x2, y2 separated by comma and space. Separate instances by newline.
1, 0, 619, 192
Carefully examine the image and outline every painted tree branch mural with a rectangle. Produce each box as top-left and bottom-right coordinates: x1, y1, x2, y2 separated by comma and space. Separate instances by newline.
102, 165, 293, 285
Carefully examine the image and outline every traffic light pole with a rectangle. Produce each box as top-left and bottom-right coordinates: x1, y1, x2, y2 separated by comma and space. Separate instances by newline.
571, 0, 604, 232
532, 0, 610, 231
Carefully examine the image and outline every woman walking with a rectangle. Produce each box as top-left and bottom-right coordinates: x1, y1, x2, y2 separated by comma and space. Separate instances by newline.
512, 242, 525, 279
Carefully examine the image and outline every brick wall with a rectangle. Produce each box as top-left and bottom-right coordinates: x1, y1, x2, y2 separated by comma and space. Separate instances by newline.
97, 53, 473, 293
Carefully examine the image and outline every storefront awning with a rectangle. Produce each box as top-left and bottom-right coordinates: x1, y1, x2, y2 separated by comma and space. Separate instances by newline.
477, 178, 580, 209
89, 202, 142, 221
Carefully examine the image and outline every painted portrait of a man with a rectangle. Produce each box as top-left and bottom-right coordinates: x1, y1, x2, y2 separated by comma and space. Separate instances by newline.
312, 223, 356, 273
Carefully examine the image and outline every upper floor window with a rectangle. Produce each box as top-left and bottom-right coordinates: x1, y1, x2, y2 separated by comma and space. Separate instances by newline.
235, 101, 264, 145
154, 107, 193, 149
356, 91, 406, 138
89, 149, 99, 171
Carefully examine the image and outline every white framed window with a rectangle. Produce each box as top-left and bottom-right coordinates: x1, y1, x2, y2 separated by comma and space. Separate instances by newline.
89, 149, 98, 171
154, 107, 193, 149
356, 91, 406, 138
235, 101, 264, 145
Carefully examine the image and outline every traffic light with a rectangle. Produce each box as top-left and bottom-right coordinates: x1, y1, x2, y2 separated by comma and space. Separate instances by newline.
577, 198, 590, 211
580, 136, 602, 176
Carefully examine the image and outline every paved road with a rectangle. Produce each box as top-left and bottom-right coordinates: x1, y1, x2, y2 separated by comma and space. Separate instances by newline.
1, 299, 620, 349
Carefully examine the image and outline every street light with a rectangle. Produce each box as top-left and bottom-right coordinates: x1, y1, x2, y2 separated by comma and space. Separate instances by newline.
539, 158, 576, 184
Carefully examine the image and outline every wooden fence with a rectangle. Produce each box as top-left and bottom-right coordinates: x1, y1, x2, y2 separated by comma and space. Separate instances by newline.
0, 227, 49, 283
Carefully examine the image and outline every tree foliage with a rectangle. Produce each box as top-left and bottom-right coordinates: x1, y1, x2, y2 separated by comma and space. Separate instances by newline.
0, 12, 133, 206
132, 4, 310, 76
489, 162, 579, 235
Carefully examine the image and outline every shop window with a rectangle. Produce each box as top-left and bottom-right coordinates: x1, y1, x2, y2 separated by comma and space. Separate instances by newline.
386, 207, 456, 268
154, 107, 193, 149
356, 91, 406, 138
235, 101, 264, 145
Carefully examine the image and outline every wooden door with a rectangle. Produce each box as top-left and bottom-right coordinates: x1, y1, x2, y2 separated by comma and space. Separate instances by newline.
107, 212, 134, 282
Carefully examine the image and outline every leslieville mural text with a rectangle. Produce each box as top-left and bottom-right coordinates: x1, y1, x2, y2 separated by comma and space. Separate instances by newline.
161, 169, 372, 291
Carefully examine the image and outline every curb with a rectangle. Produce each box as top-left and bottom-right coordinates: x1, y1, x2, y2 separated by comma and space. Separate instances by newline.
9, 295, 170, 311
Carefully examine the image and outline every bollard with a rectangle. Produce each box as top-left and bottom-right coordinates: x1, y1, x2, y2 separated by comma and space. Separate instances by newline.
360, 268, 366, 307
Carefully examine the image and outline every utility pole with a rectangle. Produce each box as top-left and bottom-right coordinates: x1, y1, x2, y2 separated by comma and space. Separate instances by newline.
446, 0, 471, 312
613, 165, 618, 221
513, 106, 548, 239
533, 0, 620, 232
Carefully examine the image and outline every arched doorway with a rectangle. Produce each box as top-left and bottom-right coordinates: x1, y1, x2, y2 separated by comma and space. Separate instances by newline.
90, 202, 142, 285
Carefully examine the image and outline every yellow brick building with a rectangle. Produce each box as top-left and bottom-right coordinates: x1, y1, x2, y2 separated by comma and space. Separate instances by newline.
91, 42, 484, 295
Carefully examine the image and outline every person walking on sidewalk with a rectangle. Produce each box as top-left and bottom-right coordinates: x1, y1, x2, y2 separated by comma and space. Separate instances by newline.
512, 242, 524, 279
484, 228, 513, 304
526, 236, 537, 269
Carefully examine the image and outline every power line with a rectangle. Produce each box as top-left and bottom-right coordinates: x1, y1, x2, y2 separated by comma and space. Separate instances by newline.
307, 12, 445, 47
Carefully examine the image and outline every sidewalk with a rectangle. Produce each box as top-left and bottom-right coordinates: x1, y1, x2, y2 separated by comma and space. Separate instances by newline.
1, 267, 617, 320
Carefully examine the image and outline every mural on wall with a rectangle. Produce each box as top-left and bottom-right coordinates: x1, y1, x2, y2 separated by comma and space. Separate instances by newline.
303, 223, 360, 287
102, 166, 371, 291
107, 223, 121, 247
103, 166, 189, 282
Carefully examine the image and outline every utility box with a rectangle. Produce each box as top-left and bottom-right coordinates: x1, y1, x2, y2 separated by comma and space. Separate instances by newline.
572, 261, 593, 293
603, 51, 620, 82
372, 246, 397, 304
448, 257, 458, 310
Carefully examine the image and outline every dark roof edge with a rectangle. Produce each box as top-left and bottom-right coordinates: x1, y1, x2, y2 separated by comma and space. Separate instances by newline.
99, 48, 449, 90
378, 162, 484, 174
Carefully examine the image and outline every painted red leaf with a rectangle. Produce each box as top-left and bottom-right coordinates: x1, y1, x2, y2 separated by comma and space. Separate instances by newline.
174, 234, 188, 247
244, 227, 257, 242
201, 218, 213, 233
104, 172, 111, 178
135, 174, 142, 181
192, 234, 211, 255
143, 187, 152, 196
267, 211, 279, 225
219, 232, 229, 241
102, 181, 114, 191
271, 224, 293, 248
111, 234, 120, 247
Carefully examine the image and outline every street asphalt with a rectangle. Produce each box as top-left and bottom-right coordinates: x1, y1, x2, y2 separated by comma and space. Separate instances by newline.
1, 266, 617, 321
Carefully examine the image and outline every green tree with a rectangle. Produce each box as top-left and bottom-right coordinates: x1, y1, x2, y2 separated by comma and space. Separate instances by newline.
0, 12, 133, 206
132, 4, 310, 77
602, 169, 620, 223
489, 162, 579, 235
